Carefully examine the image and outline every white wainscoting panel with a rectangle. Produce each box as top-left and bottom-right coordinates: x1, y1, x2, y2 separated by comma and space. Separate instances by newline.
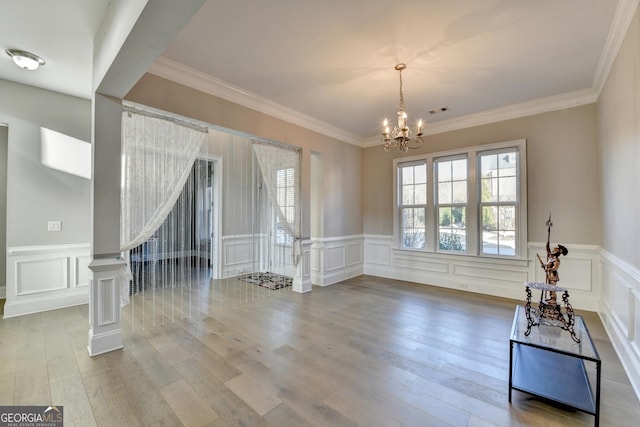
311, 235, 364, 286
527, 243, 600, 310
394, 251, 450, 274
4, 243, 91, 318
529, 243, 597, 293
221, 234, 261, 278
347, 242, 363, 266
600, 250, 640, 399
17, 257, 68, 295
634, 288, 640, 358
76, 255, 92, 287
325, 246, 346, 272
364, 236, 600, 311
364, 236, 392, 266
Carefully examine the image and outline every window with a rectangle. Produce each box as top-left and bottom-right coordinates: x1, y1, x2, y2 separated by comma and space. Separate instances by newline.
393, 139, 526, 258
436, 157, 467, 252
479, 150, 518, 256
275, 167, 294, 246
398, 162, 427, 249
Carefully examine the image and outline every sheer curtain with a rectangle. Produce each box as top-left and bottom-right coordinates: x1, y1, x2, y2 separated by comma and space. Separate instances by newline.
252, 140, 302, 265
119, 110, 301, 329
120, 105, 208, 306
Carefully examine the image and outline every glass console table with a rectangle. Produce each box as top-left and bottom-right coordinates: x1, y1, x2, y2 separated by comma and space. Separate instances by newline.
509, 305, 601, 426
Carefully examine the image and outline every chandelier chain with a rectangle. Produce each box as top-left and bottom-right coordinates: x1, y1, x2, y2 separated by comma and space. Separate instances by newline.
398, 69, 405, 112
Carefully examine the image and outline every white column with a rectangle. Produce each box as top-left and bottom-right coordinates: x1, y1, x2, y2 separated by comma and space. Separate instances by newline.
88, 94, 124, 356
87, 0, 208, 356
292, 239, 312, 293
87, 258, 126, 356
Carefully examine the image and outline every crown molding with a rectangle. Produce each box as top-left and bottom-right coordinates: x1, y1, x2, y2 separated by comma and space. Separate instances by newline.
151, 52, 607, 150
361, 88, 599, 147
593, 0, 640, 95
147, 57, 362, 146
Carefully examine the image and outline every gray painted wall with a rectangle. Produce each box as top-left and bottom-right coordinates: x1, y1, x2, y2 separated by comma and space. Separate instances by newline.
125, 74, 364, 240
0, 79, 91, 247
0, 125, 7, 287
362, 103, 601, 246
598, 6, 640, 270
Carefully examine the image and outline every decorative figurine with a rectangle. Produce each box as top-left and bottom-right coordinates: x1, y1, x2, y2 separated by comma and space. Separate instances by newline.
523, 213, 580, 343
537, 214, 568, 305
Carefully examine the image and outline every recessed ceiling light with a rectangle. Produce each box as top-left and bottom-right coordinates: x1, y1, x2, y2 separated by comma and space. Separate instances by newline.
429, 106, 448, 115
5, 48, 46, 71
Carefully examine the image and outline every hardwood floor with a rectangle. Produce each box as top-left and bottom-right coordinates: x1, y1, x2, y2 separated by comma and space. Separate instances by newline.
0, 275, 638, 426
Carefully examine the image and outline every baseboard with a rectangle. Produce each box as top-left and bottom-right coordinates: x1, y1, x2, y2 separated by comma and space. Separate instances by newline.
316, 264, 363, 287
0, 285, 5, 299
3, 287, 88, 318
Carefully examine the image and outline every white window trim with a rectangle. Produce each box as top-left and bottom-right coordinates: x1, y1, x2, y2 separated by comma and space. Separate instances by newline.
392, 139, 528, 260
434, 154, 469, 254
397, 160, 428, 250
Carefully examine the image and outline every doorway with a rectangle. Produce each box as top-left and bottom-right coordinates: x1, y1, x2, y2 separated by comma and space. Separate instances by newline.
129, 157, 218, 292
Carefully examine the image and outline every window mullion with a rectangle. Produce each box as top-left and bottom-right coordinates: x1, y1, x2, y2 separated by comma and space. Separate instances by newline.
425, 158, 436, 252
467, 150, 479, 255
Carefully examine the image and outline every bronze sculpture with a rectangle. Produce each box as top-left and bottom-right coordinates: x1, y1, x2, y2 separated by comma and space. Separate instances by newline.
524, 214, 579, 343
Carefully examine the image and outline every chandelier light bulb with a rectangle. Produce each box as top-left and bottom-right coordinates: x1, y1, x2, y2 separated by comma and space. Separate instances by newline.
398, 110, 407, 129
382, 118, 390, 138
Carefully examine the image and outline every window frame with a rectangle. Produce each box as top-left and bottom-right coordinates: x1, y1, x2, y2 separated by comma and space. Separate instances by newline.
397, 160, 428, 250
478, 148, 520, 257
392, 139, 527, 259
434, 154, 469, 254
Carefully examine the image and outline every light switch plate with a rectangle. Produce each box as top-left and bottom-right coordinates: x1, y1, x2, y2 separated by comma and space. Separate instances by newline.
48, 221, 61, 231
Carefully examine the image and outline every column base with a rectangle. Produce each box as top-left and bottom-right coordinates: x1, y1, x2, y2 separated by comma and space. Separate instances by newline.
88, 257, 126, 357
292, 239, 312, 293
292, 276, 312, 293
87, 328, 124, 356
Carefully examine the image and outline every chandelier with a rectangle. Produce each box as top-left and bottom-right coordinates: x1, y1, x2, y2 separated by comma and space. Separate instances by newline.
381, 63, 424, 152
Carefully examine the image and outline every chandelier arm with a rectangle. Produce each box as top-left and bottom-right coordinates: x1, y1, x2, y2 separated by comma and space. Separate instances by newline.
409, 135, 424, 149
382, 137, 399, 152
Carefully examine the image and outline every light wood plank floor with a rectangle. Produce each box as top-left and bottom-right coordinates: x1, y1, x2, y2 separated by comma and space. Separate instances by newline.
0, 275, 638, 426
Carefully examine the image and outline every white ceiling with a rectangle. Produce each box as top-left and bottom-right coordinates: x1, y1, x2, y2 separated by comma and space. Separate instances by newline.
0, 0, 630, 144
0, 0, 111, 99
